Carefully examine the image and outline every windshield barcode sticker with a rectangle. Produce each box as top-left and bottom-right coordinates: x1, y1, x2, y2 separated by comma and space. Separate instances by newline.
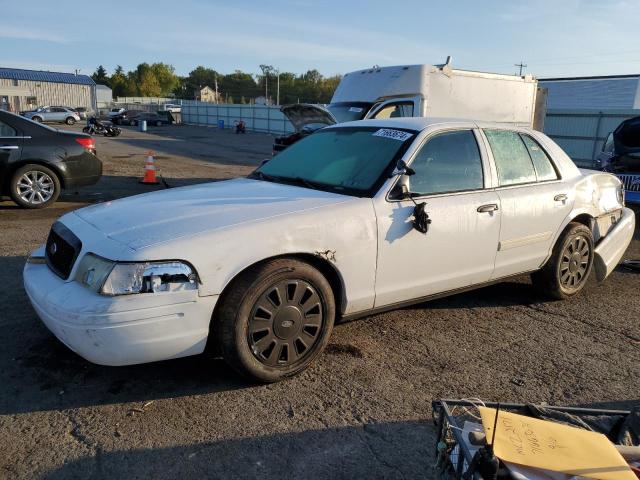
348, 107, 363, 112
373, 129, 413, 141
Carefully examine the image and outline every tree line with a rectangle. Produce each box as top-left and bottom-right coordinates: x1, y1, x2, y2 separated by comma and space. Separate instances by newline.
92, 64, 342, 104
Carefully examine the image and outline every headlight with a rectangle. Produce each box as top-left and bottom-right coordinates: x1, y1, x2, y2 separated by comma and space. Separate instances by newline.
75, 254, 198, 296
617, 184, 625, 206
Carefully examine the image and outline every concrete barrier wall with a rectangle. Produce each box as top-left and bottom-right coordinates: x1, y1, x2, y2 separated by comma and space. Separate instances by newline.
181, 101, 295, 135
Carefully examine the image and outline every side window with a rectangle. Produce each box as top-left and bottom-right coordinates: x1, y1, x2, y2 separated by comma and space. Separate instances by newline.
0, 121, 16, 136
602, 133, 614, 153
520, 134, 558, 181
409, 130, 484, 196
372, 102, 414, 119
52, 107, 65, 112
484, 130, 536, 186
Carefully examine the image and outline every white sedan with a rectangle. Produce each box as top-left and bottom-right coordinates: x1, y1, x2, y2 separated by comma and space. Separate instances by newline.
23, 118, 634, 382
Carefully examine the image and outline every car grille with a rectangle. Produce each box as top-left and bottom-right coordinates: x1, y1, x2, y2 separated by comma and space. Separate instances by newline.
45, 222, 82, 279
616, 174, 640, 192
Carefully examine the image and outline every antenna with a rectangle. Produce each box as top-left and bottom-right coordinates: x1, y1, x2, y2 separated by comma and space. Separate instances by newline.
515, 62, 527, 76
488, 402, 500, 453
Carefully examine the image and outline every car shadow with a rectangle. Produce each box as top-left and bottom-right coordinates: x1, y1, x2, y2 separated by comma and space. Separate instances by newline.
0, 175, 231, 210
41, 420, 435, 479
58, 174, 229, 204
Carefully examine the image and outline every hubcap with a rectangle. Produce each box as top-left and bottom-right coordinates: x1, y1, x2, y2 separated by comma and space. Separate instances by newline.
17, 171, 54, 205
560, 235, 590, 289
248, 279, 323, 366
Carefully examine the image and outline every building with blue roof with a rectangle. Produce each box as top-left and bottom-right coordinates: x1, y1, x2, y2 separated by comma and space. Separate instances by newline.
0, 68, 98, 113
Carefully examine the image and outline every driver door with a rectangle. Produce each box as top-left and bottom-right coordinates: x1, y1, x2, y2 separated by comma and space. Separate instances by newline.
372, 127, 501, 307
366, 97, 422, 119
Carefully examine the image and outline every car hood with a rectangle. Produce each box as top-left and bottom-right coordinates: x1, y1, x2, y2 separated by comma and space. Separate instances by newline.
281, 104, 337, 132
72, 178, 352, 250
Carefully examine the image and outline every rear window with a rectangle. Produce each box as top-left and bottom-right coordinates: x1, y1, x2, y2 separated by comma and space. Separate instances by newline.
484, 130, 536, 186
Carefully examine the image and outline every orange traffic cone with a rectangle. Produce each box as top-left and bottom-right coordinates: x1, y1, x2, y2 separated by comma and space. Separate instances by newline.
140, 151, 159, 185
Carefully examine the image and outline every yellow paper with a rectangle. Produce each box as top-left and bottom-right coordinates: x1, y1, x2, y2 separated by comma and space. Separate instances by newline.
478, 407, 634, 480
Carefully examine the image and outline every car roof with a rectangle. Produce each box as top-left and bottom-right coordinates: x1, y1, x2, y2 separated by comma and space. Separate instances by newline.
330, 117, 532, 132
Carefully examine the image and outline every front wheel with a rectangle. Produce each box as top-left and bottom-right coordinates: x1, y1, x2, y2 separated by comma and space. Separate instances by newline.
531, 222, 594, 299
32, 116, 42, 123
65, 117, 76, 125
9, 164, 61, 208
217, 258, 335, 382
82, 126, 91, 134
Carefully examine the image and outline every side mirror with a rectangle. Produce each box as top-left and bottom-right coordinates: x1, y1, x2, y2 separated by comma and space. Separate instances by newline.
393, 160, 415, 177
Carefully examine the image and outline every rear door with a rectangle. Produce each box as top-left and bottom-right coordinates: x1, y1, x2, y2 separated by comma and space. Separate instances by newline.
482, 129, 572, 278
0, 117, 23, 185
50, 107, 67, 122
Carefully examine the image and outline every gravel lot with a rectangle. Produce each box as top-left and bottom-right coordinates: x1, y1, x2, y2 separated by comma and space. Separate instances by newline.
1, 123, 638, 479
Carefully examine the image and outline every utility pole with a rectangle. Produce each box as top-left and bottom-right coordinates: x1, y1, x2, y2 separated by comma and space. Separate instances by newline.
276, 70, 280, 106
265, 71, 268, 104
515, 61, 527, 76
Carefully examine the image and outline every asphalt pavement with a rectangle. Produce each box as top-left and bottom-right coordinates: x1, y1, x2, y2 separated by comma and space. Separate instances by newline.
1, 123, 638, 479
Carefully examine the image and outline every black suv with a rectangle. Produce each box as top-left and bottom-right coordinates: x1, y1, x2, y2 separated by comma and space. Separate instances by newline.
0, 111, 102, 208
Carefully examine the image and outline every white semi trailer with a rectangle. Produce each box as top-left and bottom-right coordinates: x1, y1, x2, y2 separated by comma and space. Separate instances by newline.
278, 59, 542, 151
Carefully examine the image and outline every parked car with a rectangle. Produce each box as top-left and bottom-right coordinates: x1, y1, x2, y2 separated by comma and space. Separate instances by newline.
23, 118, 633, 381
129, 112, 169, 127
160, 103, 181, 113
22, 106, 81, 125
273, 104, 334, 154
107, 107, 126, 118
597, 116, 640, 204
73, 107, 93, 120
111, 110, 143, 125
0, 110, 101, 208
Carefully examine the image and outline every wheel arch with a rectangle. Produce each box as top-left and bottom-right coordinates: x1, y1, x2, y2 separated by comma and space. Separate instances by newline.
540, 210, 596, 269
2, 159, 66, 194
205, 252, 346, 355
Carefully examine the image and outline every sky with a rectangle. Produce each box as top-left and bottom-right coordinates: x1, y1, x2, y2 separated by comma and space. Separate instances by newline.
1, 0, 640, 79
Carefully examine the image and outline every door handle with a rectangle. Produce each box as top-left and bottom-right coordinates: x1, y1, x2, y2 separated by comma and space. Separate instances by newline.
477, 204, 499, 213
554, 194, 568, 202
0, 145, 19, 150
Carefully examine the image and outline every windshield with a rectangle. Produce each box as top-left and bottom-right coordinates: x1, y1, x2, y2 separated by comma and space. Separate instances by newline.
253, 126, 415, 196
327, 102, 373, 123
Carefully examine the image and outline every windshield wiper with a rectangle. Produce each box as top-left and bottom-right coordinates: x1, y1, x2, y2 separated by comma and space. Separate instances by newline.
250, 171, 281, 183
290, 177, 336, 192
251, 172, 336, 192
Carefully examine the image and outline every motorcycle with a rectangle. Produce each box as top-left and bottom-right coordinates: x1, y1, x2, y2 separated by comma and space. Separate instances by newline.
82, 117, 121, 137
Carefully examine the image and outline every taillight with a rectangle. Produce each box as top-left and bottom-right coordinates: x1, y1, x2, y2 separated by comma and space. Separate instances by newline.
75, 137, 95, 151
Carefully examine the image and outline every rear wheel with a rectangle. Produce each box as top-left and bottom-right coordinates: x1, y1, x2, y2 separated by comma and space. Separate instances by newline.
65, 117, 76, 125
217, 258, 335, 382
9, 164, 61, 209
531, 222, 594, 299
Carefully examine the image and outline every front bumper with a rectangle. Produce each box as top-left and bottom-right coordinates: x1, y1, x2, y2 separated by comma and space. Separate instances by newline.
23, 259, 218, 366
594, 207, 635, 281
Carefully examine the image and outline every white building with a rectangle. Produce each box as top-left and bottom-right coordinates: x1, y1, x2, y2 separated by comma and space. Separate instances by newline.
539, 74, 640, 110
0, 68, 96, 112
